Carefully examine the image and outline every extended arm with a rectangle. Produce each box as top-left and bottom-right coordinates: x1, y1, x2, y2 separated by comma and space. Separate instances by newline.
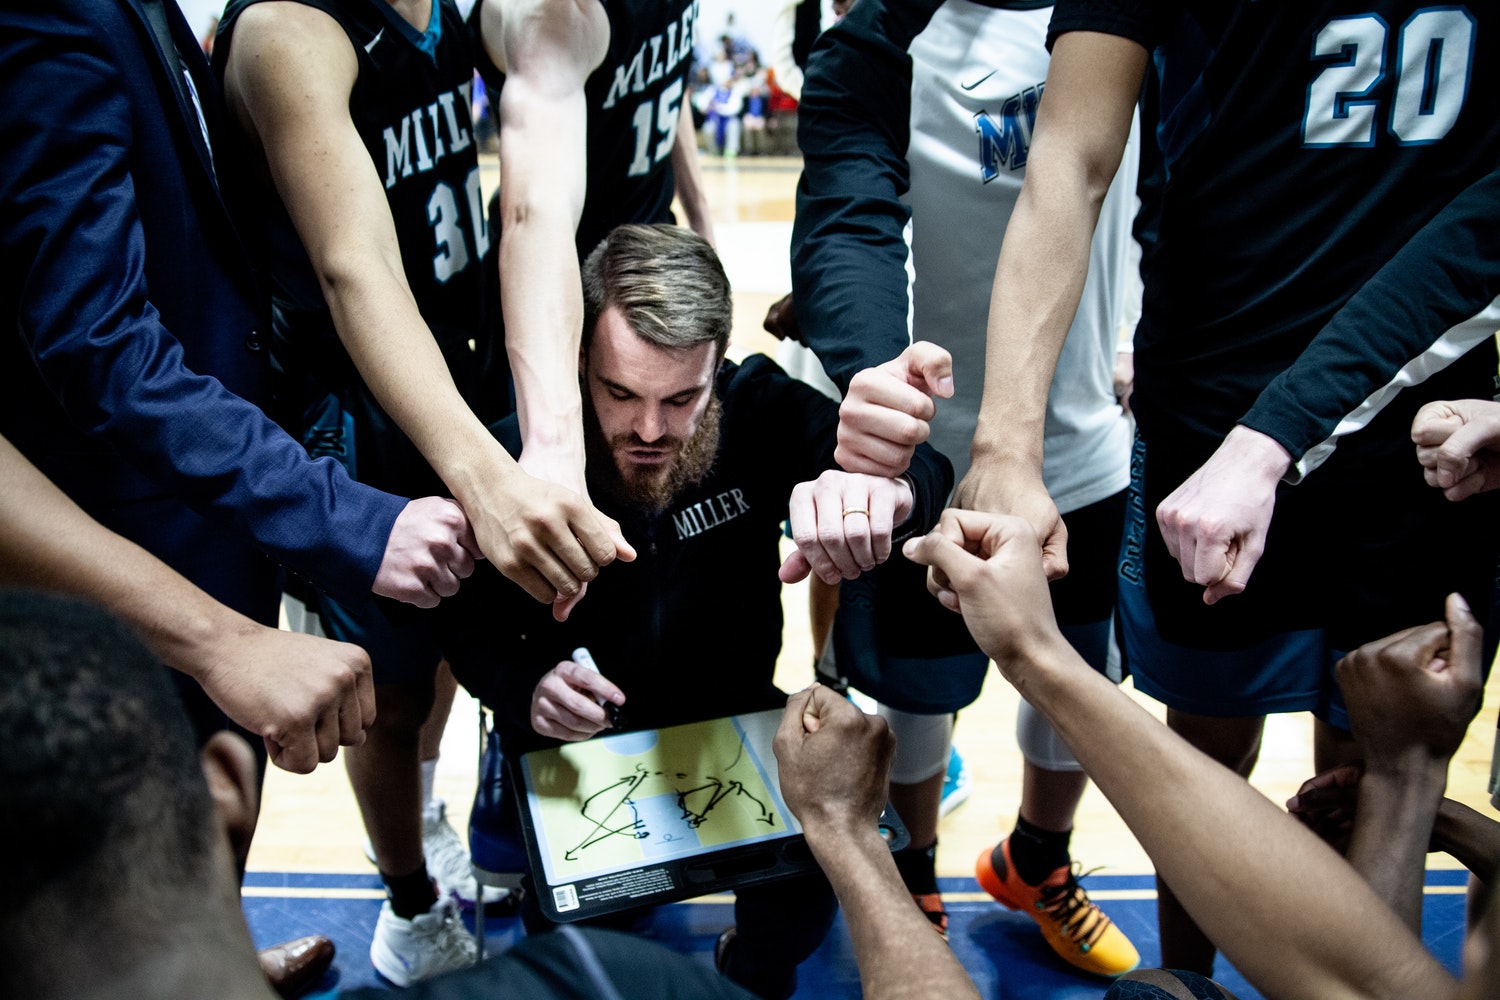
775, 686, 980, 1000
223, 2, 631, 614
960, 30, 1145, 576
791, 0, 938, 389
0, 434, 374, 775
670, 98, 715, 244
0, 3, 405, 604
1434, 798, 1500, 888
483, 0, 609, 496
1160, 166, 1500, 602
1244, 165, 1500, 482
791, 0, 961, 477
1332, 599, 1484, 931
905, 511, 1459, 1000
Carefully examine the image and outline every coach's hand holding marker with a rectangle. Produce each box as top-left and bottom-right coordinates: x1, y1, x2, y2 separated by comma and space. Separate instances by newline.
572, 647, 624, 727
528, 647, 625, 741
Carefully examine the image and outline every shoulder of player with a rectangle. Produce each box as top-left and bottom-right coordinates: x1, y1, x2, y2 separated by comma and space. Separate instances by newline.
482, 0, 609, 79
222, 1, 358, 99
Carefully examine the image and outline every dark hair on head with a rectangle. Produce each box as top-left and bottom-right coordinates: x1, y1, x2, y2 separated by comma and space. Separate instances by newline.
580, 224, 733, 359
0, 591, 213, 917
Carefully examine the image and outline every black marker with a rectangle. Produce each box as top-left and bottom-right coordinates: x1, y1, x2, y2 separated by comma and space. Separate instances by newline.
572, 646, 623, 728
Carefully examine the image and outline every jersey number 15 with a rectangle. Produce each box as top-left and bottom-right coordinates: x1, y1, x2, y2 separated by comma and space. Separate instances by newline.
626, 78, 685, 177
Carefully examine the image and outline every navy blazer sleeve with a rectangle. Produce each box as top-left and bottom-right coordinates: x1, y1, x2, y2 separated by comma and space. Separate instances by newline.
0, 1, 405, 602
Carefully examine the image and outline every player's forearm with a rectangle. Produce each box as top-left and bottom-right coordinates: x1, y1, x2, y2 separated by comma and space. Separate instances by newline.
970, 29, 1143, 472
970, 165, 1103, 471
319, 254, 516, 499
801, 822, 979, 1000
1434, 798, 1500, 886
1347, 766, 1449, 933
498, 212, 587, 464
0, 435, 249, 685
1019, 643, 1455, 1000
671, 100, 715, 244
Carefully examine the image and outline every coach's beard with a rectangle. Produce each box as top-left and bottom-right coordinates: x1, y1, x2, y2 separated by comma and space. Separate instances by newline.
584, 394, 722, 515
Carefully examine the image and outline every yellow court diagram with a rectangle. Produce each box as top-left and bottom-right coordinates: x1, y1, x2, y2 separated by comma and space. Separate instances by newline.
522, 711, 795, 885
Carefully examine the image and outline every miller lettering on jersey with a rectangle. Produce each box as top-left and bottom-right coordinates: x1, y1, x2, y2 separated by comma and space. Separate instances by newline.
671, 487, 749, 540
383, 81, 474, 189
974, 82, 1042, 182
601, 0, 698, 110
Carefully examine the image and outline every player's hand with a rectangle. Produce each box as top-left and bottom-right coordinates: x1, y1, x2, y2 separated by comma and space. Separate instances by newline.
196, 626, 376, 774
780, 471, 914, 585
774, 683, 893, 838
372, 497, 481, 608
952, 459, 1068, 580
762, 292, 803, 344
1286, 761, 1364, 854
1155, 424, 1291, 604
1336, 593, 1483, 775
902, 509, 1067, 679
836, 342, 954, 478
1412, 399, 1500, 501
1114, 351, 1134, 415
530, 660, 625, 741
468, 464, 635, 623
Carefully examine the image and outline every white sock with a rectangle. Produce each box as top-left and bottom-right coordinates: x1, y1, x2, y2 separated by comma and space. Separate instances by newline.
420, 756, 438, 816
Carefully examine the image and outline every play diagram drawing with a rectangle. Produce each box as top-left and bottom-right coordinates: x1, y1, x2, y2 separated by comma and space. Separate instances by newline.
523, 712, 796, 884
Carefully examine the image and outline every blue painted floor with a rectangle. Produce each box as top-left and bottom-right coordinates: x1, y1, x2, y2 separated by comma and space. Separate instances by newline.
244, 870, 1471, 998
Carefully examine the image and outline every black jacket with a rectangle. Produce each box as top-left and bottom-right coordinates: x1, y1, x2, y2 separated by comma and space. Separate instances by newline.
438, 355, 952, 754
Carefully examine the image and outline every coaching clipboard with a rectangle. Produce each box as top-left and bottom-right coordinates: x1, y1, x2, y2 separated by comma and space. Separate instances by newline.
516, 708, 908, 922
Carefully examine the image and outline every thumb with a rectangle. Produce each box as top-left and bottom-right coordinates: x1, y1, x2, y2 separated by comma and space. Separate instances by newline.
901, 342, 955, 399
1433, 414, 1499, 469
457, 516, 484, 561
778, 549, 813, 584
1441, 592, 1482, 681
553, 582, 586, 623
903, 527, 975, 582
800, 683, 828, 734
597, 511, 637, 563
1411, 401, 1466, 447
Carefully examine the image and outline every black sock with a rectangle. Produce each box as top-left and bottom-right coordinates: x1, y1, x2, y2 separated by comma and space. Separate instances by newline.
1005, 815, 1073, 886
382, 865, 439, 920
892, 840, 938, 896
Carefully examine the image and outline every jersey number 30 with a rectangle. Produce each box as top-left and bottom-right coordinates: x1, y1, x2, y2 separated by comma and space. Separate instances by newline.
1303, 8, 1475, 148
429, 166, 489, 283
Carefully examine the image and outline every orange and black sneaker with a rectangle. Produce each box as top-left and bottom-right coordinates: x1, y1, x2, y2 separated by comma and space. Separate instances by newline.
911, 892, 949, 941
976, 838, 1139, 978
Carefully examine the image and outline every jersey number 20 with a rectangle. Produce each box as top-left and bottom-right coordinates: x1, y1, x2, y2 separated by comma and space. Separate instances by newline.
1303, 8, 1475, 148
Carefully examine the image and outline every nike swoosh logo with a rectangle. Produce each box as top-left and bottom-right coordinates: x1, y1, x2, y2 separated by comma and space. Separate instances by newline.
960, 70, 997, 91
364, 27, 384, 55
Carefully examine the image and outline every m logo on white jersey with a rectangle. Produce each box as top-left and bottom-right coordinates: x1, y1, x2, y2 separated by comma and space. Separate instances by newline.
974, 83, 1042, 181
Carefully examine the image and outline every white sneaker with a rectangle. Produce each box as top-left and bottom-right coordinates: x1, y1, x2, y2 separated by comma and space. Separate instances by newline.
363, 800, 509, 909
422, 800, 506, 907
370, 895, 478, 987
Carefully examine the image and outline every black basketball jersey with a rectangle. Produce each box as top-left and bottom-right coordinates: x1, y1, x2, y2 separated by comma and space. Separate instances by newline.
1051, 0, 1500, 474
217, 0, 484, 352
473, 0, 697, 258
